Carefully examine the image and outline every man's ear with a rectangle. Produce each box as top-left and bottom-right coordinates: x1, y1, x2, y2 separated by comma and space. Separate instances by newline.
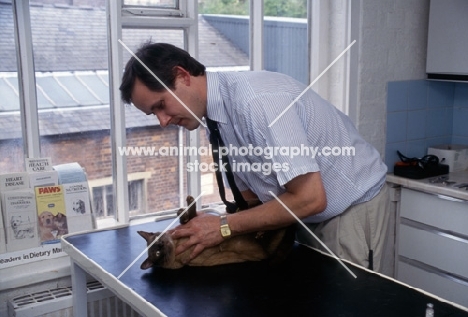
173, 66, 191, 86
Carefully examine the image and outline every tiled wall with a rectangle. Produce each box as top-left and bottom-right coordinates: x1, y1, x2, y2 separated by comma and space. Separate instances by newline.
385, 80, 468, 172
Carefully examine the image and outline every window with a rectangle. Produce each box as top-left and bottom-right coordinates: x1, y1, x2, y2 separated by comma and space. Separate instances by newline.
91, 185, 113, 219
123, 0, 178, 9
27, 3, 115, 228
1, 0, 352, 228
197, 0, 250, 208
121, 28, 186, 214
128, 179, 144, 212
89, 172, 150, 220
263, 0, 308, 84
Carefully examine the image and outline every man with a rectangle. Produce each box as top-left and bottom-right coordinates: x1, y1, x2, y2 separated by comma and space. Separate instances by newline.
120, 42, 393, 275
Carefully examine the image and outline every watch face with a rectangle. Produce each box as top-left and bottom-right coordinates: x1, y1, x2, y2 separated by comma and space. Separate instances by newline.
220, 226, 231, 237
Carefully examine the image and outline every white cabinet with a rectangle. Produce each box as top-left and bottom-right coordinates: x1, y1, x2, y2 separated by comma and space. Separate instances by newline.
426, 0, 468, 80
397, 188, 468, 307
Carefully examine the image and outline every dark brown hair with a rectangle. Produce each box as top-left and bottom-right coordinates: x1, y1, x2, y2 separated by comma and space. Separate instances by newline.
120, 42, 206, 104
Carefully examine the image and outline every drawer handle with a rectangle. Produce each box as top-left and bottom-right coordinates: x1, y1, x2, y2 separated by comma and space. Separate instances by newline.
401, 218, 468, 244
399, 256, 468, 286
437, 194, 465, 203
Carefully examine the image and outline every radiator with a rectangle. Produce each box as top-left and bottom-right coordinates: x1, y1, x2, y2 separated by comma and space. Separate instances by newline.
7, 280, 142, 317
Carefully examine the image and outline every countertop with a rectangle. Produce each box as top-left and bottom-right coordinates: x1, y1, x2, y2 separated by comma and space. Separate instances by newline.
62, 220, 468, 317
387, 170, 468, 201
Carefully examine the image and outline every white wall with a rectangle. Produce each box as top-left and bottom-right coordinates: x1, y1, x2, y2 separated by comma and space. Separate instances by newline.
356, 0, 430, 156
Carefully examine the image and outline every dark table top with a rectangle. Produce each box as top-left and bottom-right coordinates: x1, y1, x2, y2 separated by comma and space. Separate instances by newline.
63, 219, 468, 317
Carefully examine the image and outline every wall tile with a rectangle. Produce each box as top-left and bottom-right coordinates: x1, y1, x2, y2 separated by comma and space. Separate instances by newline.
385, 79, 464, 173
407, 110, 426, 140
454, 83, 468, 108
426, 108, 449, 138
387, 81, 408, 112
387, 111, 407, 143
426, 136, 452, 148
406, 140, 427, 158
452, 136, 468, 145
453, 107, 468, 137
442, 107, 454, 136
407, 80, 428, 110
427, 81, 455, 108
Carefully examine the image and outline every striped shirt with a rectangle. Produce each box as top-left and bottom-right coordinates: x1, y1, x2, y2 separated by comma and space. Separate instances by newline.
206, 71, 387, 223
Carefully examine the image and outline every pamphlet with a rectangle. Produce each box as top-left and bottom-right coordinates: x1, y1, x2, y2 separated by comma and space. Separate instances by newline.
0, 172, 29, 193
0, 172, 31, 253
25, 157, 53, 173
0, 204, 6, 254
29, 170, 59, 188
3, 190, 40, 252
35, 185, 68, 244
53, 163, 87, 184
63, 182, 94, 233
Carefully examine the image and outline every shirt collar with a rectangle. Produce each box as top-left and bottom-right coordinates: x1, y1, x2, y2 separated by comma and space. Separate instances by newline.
206, 72, 227, 124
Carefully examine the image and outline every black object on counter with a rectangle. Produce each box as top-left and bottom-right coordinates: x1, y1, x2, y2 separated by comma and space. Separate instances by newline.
394, 151, 449, 179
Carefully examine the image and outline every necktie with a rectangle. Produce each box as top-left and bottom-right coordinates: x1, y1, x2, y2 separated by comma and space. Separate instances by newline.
205, 117, 248, 213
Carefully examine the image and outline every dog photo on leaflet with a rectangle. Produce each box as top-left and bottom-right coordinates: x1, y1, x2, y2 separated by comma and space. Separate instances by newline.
10, 215, 35, 239
35, 185, 68, 244
72, 199, 86, 214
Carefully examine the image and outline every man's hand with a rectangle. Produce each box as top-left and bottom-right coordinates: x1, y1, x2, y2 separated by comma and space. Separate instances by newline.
171, 213, 224, 262
170, 172, 326, 263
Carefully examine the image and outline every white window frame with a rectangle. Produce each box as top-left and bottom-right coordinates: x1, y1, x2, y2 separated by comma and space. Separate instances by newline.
12, 0, 40, 157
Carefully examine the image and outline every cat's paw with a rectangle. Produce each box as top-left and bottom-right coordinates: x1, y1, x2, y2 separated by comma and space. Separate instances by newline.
177, 207, 191, 224
177, 195, 196, 224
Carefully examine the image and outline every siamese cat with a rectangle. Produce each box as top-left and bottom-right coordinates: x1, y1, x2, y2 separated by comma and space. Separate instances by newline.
138, 196, 295, 269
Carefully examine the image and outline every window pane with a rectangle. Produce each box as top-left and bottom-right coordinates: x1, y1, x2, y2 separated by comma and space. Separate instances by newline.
105, 185, 114, 217
92, 187, 104, 218
0, 2, 24, 172
129, 180, 143, 213
123, 0, 178, 9
0, 76, 20, 112
198, 1, 249, 207
122, 28, 185, 215
121, 28, 184, 64
199, 1, 249, 70
264, 0, 308, 84
29, 4, 113, 225
264, 0, 307, 18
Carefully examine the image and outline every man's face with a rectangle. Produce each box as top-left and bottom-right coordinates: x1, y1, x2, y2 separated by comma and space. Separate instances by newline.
130, 75, 204, 131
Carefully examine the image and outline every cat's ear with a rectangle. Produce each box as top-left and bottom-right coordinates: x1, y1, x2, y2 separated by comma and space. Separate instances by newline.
140, 257, 154, 270
137, 230, 153, 242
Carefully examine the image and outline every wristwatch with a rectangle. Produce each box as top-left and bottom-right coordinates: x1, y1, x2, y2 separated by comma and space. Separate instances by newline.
220, 215, 231, 238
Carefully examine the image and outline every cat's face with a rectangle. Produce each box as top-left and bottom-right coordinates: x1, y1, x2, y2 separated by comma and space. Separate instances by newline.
138, 231, 175, 269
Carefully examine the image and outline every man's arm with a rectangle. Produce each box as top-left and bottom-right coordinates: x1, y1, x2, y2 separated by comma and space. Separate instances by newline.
171, 171, 326, 260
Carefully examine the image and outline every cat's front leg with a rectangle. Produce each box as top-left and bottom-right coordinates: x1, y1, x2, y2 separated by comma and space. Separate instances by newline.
177, 195, 197, 224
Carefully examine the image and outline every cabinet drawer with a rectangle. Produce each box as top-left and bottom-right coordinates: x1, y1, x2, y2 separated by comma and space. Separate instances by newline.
400, 188, 468, 235
398, 261, 468, 308
398, 223, 468, 278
